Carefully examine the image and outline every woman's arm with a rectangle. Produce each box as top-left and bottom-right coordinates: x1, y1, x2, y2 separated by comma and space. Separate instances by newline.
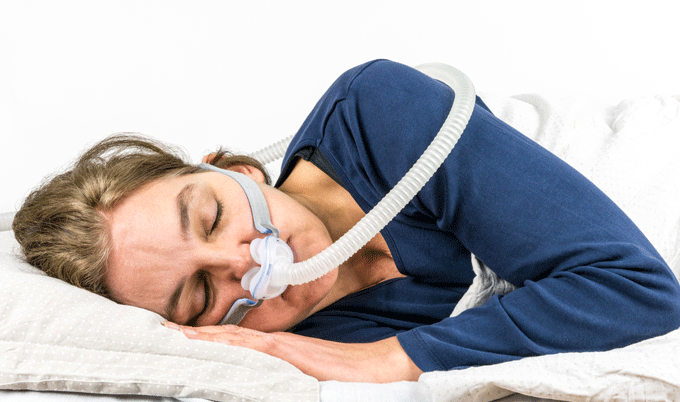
164, 322, 422, 382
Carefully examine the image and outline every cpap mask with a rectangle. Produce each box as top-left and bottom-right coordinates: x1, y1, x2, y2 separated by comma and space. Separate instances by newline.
200, 62, 475, 326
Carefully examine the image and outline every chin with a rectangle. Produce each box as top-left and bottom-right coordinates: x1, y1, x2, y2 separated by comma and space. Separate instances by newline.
240, 273, 335, 332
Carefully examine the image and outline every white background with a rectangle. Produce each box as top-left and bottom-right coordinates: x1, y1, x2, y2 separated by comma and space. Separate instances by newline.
1, 0, 678, 213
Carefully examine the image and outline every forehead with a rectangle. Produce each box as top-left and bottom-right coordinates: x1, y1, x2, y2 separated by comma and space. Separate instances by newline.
109, 174, 190, 248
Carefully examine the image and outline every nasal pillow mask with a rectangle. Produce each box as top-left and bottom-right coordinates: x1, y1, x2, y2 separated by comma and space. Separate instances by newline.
200, 62, 476, 326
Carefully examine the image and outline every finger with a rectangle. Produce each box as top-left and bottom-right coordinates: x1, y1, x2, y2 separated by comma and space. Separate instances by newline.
179, 325, 245, 340
183, 325, 232, 334
181, 327, 222, 341
181, 328, 255, 347
163, 322, 246, 340
187, 327, 273, 349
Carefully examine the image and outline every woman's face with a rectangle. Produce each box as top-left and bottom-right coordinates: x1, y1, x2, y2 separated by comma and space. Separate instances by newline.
103, 166, 337, 332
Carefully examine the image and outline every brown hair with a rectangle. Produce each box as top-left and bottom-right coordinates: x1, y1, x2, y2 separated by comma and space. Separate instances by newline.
12, 133, 269, 298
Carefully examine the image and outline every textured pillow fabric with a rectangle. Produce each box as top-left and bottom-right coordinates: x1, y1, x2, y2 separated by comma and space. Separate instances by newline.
0, 232, 318, 402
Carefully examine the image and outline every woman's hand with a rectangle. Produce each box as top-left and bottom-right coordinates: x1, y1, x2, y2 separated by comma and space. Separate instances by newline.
163, 322, 422, 383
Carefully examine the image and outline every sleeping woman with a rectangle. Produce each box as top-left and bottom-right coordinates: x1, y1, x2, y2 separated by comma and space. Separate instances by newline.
12, 59, 680, 383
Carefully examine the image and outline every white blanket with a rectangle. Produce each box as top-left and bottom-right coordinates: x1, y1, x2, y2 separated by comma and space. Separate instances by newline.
421, 328, 680, 402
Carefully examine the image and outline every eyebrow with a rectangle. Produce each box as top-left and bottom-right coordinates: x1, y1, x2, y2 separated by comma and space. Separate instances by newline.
177, 183, 196, 240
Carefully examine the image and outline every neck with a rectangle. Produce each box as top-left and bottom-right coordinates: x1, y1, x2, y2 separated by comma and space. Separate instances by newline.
278, 158, 405, 314
278, 159, 356, 242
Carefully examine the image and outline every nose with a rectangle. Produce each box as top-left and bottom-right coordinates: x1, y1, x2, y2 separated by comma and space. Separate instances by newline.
203, 241, 260, 282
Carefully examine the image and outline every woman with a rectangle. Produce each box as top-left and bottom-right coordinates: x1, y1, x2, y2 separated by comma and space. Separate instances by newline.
13, 59, 680, 383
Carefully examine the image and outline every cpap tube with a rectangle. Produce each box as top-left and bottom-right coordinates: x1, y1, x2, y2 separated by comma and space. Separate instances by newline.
249, 135, 295, 166
250, 62, 476, 290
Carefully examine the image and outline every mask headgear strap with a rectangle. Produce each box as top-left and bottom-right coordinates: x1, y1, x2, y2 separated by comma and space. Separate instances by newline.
198, 163, 278, 238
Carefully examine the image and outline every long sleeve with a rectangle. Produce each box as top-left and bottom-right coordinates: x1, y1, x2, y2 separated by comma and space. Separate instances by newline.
282, 59, 680, 371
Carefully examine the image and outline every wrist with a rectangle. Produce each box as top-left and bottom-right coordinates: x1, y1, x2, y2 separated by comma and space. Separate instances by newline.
370, 337, 423, 382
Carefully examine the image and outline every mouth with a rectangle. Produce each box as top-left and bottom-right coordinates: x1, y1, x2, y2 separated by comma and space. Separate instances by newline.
286, 238, 298, 263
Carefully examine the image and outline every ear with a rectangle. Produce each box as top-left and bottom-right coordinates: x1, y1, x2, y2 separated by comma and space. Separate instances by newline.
226, 163, 266, 184
201, 153, 219, 164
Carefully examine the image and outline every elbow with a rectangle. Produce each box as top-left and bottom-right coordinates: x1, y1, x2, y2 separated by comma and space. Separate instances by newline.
657, 282, 680, 333
638, 263, 680, 336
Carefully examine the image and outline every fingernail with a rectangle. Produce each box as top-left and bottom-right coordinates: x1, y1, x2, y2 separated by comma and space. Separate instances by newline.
216, 339, 231, 345
182, 327, 199, 336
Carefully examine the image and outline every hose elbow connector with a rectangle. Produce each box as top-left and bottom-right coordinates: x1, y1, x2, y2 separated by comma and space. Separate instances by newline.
242, 235, 293, 299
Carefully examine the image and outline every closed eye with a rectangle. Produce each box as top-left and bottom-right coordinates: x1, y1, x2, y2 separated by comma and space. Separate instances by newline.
201, 273, 212, 315
186, 271, 211, 326
209, 199, 223, 235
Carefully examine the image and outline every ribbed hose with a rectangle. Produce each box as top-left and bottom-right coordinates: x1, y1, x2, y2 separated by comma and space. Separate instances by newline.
248, 135, 295, 166
253, 62, 476, 287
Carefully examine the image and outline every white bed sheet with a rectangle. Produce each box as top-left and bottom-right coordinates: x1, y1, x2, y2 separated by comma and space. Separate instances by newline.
0, 382, 557, 402
0, 382, 436, 402
0, 391, 202, 402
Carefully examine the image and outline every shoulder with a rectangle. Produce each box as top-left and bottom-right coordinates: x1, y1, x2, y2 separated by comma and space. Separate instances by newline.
327, 59, 438, 102
343, 59, 443, 100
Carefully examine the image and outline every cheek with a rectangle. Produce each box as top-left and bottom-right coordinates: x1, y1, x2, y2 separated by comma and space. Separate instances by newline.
103, 266, 170, 313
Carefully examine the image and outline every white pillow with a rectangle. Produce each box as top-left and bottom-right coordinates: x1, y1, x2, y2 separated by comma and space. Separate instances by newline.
0, 232, 317, 402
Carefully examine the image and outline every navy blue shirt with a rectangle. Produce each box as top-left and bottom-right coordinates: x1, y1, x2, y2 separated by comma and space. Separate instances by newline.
277, 60, 680, 371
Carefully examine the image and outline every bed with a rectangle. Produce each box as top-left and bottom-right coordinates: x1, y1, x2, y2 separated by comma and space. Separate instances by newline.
1, 90, 679, 402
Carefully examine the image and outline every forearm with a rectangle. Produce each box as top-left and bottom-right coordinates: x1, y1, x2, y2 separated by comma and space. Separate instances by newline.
269, 333, 422, 383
